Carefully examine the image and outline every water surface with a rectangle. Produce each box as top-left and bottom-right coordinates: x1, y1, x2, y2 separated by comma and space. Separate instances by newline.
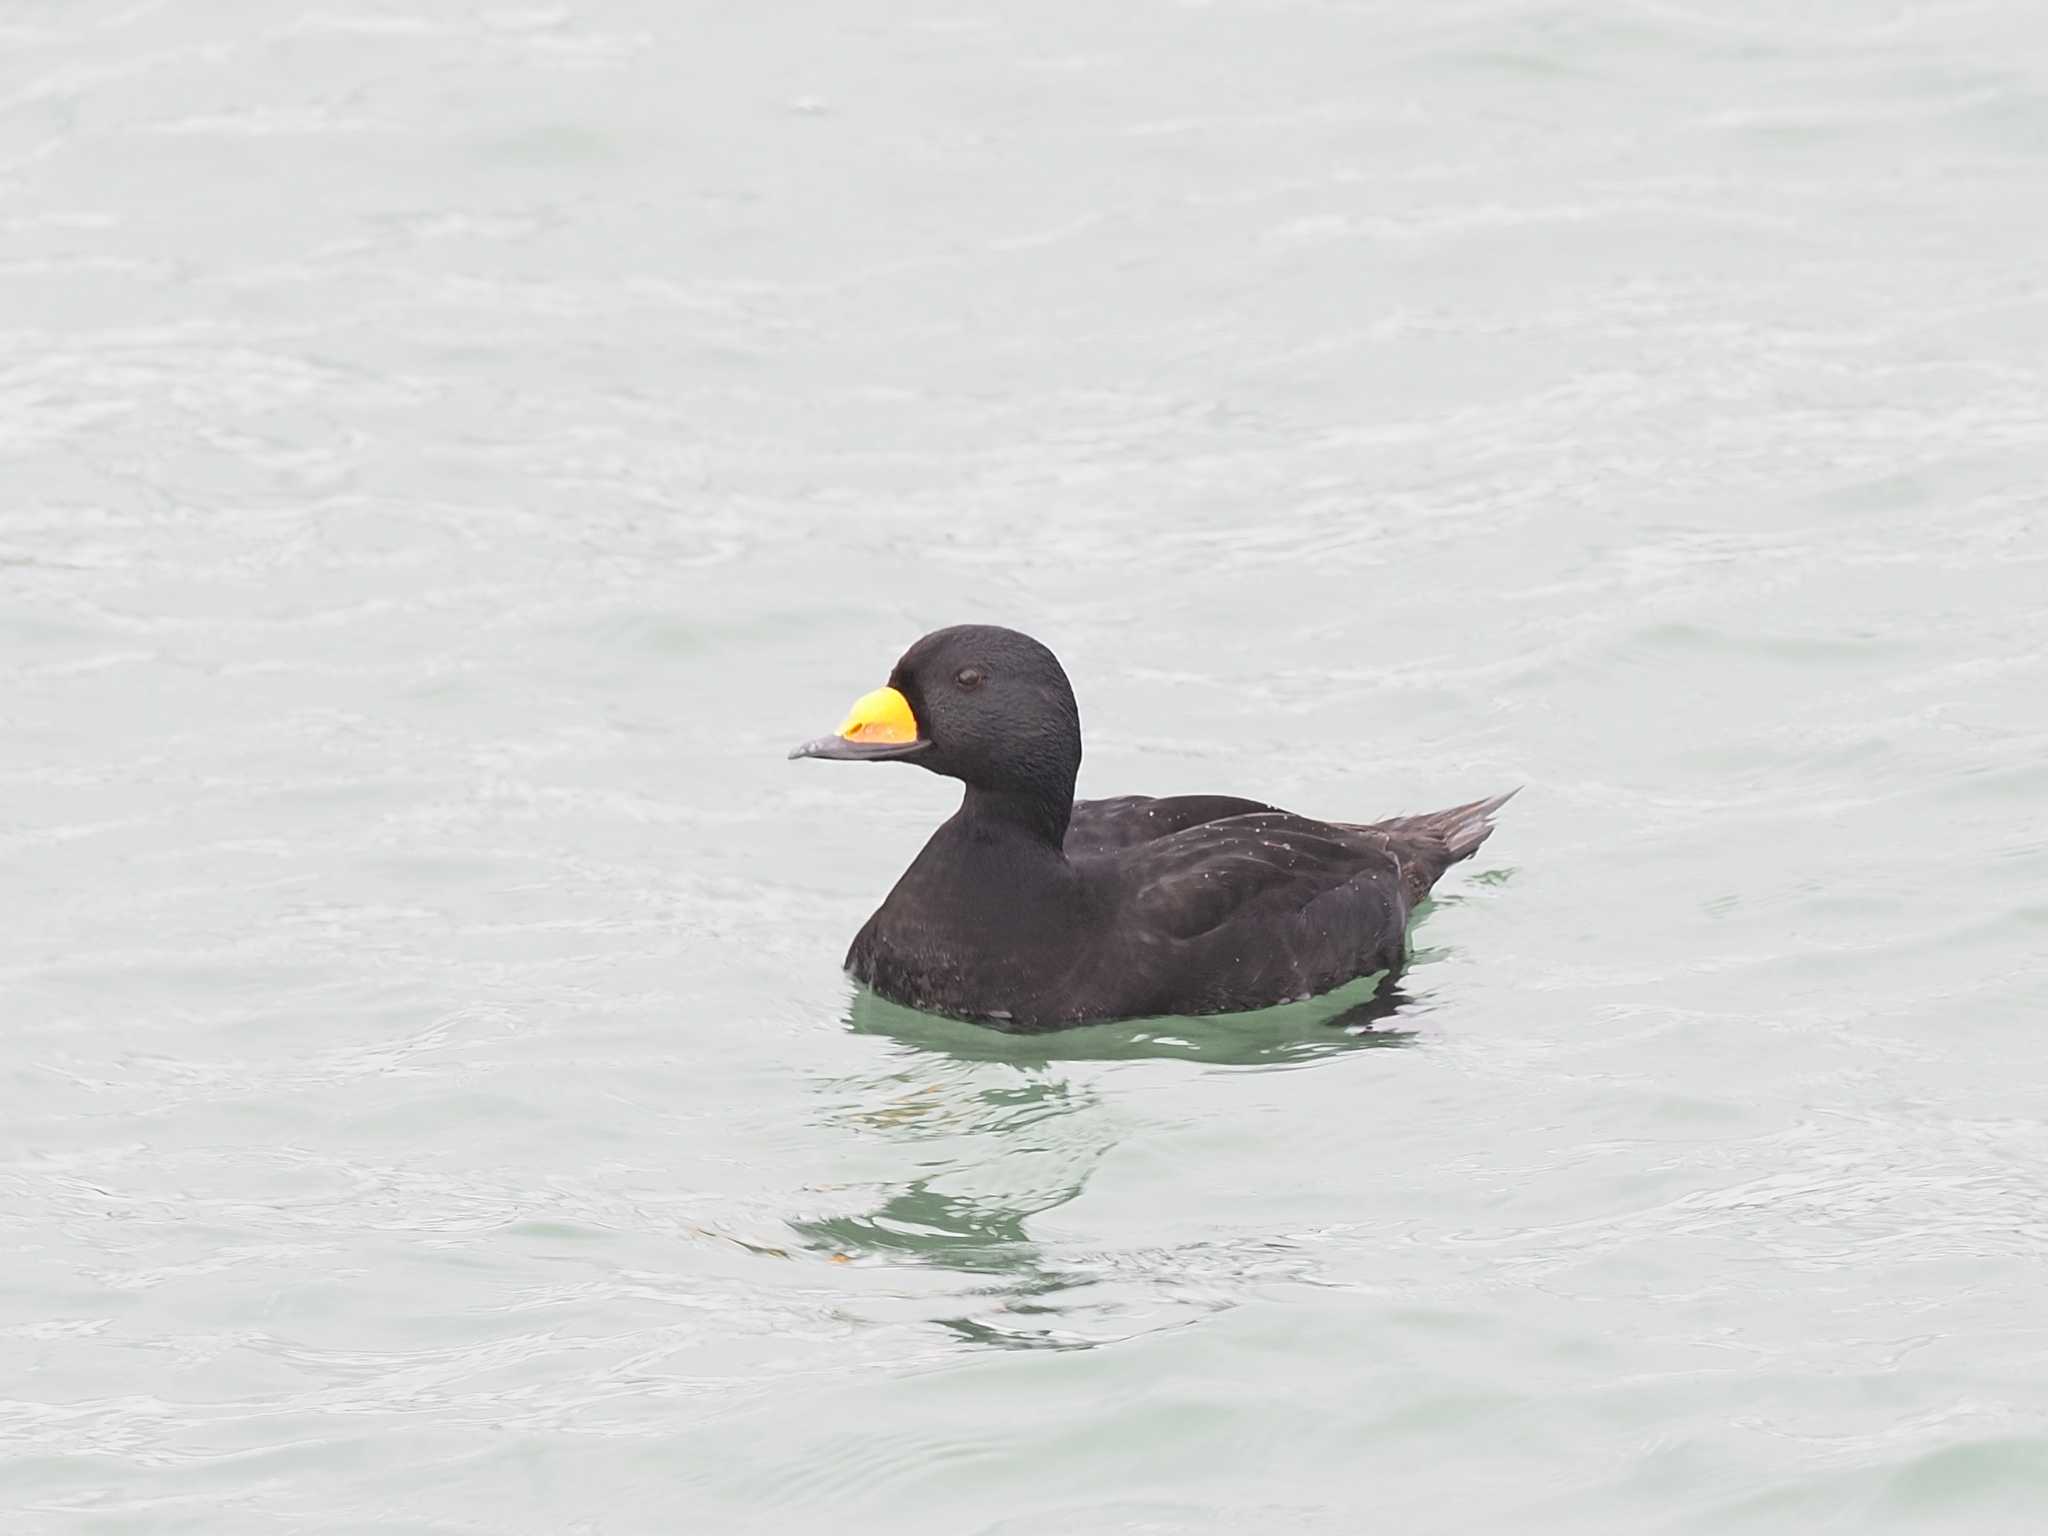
5, 2, 2048, 1531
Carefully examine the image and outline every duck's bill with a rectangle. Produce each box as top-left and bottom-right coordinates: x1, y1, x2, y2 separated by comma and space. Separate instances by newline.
788, 684, 930, 762
788, 734, 930, 762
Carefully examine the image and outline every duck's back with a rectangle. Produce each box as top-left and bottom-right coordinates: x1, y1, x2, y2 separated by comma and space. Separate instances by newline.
1064, 793, 1277, 854
1059, 789, 1512, 1023
1070, 807, 1419, 1020
1070, 792, 1511, 898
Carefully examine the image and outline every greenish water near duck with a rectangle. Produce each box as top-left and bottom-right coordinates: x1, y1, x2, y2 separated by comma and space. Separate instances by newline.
5, 2, 2048, 1532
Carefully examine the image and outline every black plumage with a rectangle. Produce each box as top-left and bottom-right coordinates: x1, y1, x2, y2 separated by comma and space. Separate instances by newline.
792, 625, 1513, 1031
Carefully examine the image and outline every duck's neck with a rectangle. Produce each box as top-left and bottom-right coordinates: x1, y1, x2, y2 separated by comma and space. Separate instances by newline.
958, 781, 1073, 850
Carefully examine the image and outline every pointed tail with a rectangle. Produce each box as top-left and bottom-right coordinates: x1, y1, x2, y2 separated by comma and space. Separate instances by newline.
1365, 787, 1520, 862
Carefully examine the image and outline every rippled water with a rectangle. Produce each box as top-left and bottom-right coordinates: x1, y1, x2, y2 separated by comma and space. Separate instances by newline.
6, 2, 2048, 1531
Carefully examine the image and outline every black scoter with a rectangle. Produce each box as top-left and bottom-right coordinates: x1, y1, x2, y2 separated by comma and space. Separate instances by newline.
791, 625, 1513, 1031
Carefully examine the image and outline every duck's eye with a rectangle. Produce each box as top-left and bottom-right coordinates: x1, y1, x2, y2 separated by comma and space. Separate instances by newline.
955, 666, 986, 691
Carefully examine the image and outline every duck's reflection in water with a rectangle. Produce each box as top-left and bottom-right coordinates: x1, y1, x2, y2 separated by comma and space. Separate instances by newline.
791, 981, 1418, 1350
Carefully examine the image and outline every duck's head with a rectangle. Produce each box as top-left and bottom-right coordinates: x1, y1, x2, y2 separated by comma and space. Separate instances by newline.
790, 624, 1083, 809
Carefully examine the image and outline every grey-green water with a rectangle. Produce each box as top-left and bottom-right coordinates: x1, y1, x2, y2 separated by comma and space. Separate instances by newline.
5, 2, 2047, 1531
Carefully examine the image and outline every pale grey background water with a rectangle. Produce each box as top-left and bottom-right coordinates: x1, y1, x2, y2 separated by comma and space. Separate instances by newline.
5, 2, 2047, 1531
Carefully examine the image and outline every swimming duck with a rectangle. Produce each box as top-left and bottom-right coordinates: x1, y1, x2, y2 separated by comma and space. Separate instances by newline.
791, 625, 1513, 1031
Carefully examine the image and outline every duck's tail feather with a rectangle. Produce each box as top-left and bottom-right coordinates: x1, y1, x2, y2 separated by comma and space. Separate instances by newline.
1441, 787, 1518, 860
1361, 787, 1519, 862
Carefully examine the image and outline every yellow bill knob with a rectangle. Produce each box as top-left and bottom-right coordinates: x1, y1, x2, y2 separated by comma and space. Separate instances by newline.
837, 685, 920, 744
